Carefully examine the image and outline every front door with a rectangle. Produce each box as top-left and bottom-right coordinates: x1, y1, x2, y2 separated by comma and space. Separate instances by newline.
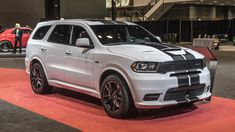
64, 25, 94, 89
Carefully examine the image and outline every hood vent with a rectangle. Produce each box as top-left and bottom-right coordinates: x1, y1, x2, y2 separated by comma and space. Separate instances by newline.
161, 48, 182, 52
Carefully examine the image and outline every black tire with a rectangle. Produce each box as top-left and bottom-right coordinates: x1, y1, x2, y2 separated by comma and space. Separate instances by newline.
100, 74, 134, 118
0, 41, 12, 52
30, 63, 53, 94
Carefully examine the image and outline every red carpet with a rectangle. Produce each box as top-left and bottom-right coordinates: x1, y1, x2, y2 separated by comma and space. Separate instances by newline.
0, 68, 235, 132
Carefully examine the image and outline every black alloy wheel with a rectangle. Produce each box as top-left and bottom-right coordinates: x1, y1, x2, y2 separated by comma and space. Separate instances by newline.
0, 41, 11, 52
101, 74, 134, 118
103, 81, 122, 112
30, 63, 53, 94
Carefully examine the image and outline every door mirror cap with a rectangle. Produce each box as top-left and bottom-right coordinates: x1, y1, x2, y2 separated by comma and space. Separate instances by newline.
155, 36, 162, 42
75, 38, 93, 48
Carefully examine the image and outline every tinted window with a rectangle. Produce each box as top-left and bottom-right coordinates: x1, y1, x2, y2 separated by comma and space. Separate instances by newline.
71, 26, 93, 45
33, 26, 51, 40
48, 25, 71, 44
91, 25, 160, 45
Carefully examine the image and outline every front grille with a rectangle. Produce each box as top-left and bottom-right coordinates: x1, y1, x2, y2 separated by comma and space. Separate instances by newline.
157, 59, 204, 74
164, 84, 205, 101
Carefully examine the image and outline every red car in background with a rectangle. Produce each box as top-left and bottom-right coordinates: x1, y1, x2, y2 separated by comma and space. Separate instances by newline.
0, 27, 32, 52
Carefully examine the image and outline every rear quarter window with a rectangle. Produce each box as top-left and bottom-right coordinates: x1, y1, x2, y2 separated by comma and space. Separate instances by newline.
32, 25, 51, 40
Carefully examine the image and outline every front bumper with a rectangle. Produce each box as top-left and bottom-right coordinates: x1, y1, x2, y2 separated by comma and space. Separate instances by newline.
130, 68, 211, 109
25, 57, 30, 74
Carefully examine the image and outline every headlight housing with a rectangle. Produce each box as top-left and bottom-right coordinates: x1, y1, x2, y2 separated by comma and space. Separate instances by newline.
131, 62, 160, 73
202, 58, 207, 68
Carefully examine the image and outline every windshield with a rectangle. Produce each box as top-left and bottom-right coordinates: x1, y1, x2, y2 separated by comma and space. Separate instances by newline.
91, 25, 160, 45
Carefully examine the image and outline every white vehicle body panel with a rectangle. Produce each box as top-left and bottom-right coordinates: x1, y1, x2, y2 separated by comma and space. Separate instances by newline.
26, 19, 211, 109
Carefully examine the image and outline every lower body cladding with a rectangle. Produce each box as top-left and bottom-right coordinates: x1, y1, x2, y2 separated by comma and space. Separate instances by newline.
130, 68, 211, 109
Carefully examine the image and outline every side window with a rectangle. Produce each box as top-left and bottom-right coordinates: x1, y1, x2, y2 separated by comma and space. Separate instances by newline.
48, 25, 71, 44
33, 26, 51, 40
72, 26, 93, 45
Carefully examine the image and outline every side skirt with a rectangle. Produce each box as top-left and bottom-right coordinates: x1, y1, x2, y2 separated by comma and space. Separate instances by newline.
48, 80, 101, 99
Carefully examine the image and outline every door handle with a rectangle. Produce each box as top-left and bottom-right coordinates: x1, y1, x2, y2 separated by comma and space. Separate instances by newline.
41, 47, 47, 52
65, 50, 72, 55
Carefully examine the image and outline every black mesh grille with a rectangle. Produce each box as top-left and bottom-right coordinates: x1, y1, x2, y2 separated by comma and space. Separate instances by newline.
164, 84, 205, 101
157, 59, 204, 74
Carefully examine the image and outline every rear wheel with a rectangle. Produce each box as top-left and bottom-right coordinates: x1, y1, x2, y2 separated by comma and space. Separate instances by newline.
101, 74, 134, 118
0, 41, 12, 52
30, 63, 53, 94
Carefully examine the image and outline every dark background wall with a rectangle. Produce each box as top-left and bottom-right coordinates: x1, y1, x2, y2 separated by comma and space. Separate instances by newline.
137, 20, 232, 42
0, 0, 107, 28
0, 0, 45, 28
161, 5, 235, 21
60, 0, 106, 19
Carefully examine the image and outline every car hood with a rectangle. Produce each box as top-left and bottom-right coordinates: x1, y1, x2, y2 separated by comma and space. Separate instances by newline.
107, 43, 204, 62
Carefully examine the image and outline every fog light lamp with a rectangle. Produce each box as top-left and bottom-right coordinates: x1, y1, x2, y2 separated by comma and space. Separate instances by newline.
143, 94, 160, 101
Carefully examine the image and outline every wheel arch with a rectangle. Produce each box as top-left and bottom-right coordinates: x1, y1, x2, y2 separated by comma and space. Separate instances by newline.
99, 67, 137, 104
29, 57, 49, 80
0, 40, 13, 48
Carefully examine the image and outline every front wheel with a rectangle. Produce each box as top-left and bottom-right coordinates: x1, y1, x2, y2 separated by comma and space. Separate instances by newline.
101, 74, 134, 118
0, 41, 12, 52
30, 63, 53, 94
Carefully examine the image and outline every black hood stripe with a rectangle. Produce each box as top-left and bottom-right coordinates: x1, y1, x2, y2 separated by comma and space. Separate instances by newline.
146, 44, 200, 88
140, 43, 198, 61
141, 44, 185, 61
143, 44, 169, 50
184, 51, 196, 60
164, 52, 185, 61
141, 43, 200, 88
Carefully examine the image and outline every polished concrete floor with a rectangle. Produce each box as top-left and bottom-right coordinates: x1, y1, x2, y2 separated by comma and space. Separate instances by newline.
0, 51, 234, 100
213, 51, 235, 99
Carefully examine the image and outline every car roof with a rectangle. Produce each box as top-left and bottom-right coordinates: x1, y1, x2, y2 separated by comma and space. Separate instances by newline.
37, 19, 137, 26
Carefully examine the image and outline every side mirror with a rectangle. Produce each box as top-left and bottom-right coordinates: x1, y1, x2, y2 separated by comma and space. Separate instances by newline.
155, 36, 162, 42
75, 38, 93, 48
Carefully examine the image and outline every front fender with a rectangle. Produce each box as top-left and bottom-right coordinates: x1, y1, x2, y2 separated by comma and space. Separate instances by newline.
28, 56, 49, 81
97, 64, 138, 103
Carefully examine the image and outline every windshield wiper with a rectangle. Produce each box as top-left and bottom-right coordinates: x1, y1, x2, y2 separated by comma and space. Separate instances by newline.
105, 42, 129, 46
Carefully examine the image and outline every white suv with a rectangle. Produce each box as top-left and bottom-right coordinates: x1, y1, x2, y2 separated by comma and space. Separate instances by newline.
25, 19, 211, 118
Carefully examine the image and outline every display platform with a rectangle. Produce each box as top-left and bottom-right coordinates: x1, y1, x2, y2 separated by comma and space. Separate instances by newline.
0, 49, 26, 58
0, 68, 235, 132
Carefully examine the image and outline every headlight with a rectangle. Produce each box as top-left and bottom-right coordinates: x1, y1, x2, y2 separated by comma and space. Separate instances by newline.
131, 62, 160, 73
202, 58, 207, 68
